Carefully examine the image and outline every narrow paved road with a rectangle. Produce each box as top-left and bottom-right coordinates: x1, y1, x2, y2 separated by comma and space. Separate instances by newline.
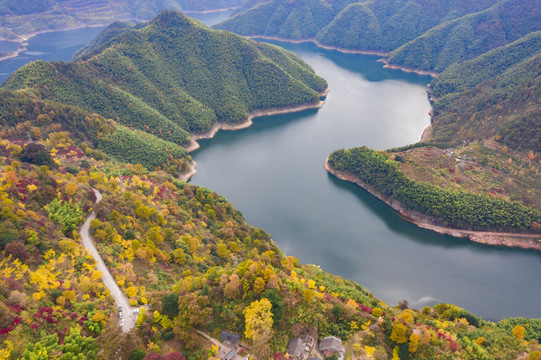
80, 188, 136, 332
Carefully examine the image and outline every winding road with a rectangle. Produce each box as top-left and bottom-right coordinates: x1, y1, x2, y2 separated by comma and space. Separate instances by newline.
80, 188, 136, 332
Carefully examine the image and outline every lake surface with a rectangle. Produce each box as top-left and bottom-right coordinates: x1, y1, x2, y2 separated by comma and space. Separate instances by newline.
0, 12, 539, 321
190, 40, 541, 321
0, 26, 106, 83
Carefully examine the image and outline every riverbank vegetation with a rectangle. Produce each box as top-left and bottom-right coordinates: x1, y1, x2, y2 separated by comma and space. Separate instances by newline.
328, 147, 540, 233
1, 127, 540, 359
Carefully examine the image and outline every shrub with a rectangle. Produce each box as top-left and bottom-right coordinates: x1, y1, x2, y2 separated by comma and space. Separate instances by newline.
20, 143, 54, 167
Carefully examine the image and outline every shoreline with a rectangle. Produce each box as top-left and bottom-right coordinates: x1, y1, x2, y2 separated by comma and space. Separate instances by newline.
184, 7, 240, 14
377, 58, 438, 78
246, 35, 387, 56
324, 158, 541, 252
0, 42, 27, 62
179, 161, 197, 182
245, 35, 438, 77
180, 89, 329, 181
0, 23, 115, 62
0, 6, 238, 55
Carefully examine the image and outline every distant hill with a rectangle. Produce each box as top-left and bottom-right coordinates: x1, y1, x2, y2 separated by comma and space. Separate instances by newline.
216, 0, 540, 72
215, 0, 502, 53
0, 0, 248, 41
3, 11, 327, 150
387, 0, 541, 72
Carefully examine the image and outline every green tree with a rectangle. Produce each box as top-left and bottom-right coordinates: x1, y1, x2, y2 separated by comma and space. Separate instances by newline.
173, 293, 212, 349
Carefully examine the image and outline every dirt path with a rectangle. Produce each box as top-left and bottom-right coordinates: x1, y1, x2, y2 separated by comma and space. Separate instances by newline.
80, 188, 137, 332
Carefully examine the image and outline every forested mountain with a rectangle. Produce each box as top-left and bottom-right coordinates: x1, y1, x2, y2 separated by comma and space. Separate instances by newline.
386, 0, 541, 72
3, 11, 326, 152
1, 105, 540, 359
430, 35, 541, 150
216, 0, 540, 72
216, 0, 501, 52
0, 0, 249, 41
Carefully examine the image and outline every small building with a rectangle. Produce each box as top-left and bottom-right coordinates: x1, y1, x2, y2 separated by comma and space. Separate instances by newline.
319, 336, 342, 357
286, 338, 304, 359
301, 334, 315, 349
222, 349, 237, 360
221, 330, 241, 346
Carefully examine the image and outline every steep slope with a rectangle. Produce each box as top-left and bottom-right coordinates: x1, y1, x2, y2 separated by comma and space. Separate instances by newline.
215, 0, 500, 51
315, 0, 500, 52
386, 0, 541, 72
431, 31, 541, 97
1, 124, 540, 359
0, 90, 190, 173
72, 21, 142, 60
430, 53, 541, 150
3, 11, 327, 148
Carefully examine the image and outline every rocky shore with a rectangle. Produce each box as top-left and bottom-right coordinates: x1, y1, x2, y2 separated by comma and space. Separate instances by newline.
324, 158, 541, 252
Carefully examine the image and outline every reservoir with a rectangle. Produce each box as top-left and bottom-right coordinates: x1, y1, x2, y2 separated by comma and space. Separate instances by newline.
189, 39, 541, 321
1, 13, 540, 321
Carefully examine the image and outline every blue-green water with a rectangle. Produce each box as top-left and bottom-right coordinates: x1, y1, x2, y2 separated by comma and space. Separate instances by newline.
0, 27, 106, 83
189, 40, 541, 321
1, 13, 539, 321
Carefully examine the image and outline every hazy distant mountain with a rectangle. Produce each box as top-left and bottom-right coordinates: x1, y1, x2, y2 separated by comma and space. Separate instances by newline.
0, 0, 249, 41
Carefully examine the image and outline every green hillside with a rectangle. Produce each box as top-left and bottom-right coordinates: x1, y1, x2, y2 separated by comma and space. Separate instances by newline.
430, 53, 541, 150
0, 90, 191, 173
315, 0, 501, 52
328, 147, 541, 232
3, 11, 327, 149
387, 0, 541, 72
431, 32, 541, 97
215, 0, 501, 52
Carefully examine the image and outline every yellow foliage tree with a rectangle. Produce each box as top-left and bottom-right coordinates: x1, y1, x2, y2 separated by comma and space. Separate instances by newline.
512, 325, 525, 340
217, 243, 228, 259
65, 182, 78, 197
58, 239, 78, 254
409, 333, 419, 353
244, 298, 273, 340
253, 277, 265, 295
125, 286, 138, 298
400, 311, 414, 324
390, 323, 409, 344
244, 298, 273, 359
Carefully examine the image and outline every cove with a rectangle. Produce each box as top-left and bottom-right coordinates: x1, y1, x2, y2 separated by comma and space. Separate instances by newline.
189, 40, 541, 321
